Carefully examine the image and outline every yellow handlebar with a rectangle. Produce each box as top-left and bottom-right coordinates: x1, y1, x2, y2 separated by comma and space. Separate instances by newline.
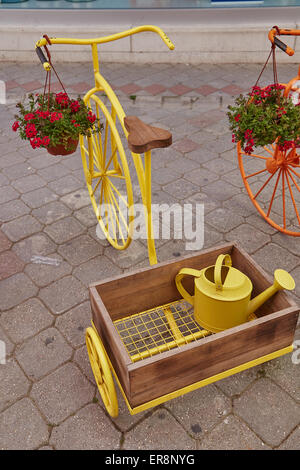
35, 24, 175, 50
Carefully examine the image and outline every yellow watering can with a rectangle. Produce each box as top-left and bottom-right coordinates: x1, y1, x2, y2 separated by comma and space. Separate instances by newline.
175, 254, 295, 333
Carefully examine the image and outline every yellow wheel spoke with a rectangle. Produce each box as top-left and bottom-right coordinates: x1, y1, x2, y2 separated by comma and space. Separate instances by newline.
108, 183, 129, 232
108, 178, 129, 208
107, 185, 125, 244
104, 147, 117, 172
91, 177, 102, 197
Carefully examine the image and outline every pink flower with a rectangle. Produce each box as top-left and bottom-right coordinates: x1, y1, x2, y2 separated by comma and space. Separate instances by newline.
12, 121, 19, 132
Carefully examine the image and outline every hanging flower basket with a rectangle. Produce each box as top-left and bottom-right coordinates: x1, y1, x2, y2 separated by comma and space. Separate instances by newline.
12, 92, 102, 156
227, 83, 300, 154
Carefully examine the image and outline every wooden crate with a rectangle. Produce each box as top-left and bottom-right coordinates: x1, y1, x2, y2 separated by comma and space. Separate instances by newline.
89, 242, 299, 409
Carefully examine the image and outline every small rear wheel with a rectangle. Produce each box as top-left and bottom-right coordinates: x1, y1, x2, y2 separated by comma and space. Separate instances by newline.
237, 141, 300, 236
86, 327, 118, 418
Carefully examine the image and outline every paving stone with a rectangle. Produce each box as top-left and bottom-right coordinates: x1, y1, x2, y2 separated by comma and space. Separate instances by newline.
48, 174, 83, 196
58, 234, 103, 266
278, 426, 300, 450
0, 398, 49, 450
50, 403, 121, 450
27, 153, 58, 170
2, 160, 33, 179
0, 249, 24, 281
166, 384, 231, 438
202, 180, 238, 202
225, 223, 269, 254
0, 324, 14, 357
30, 363, 95, 425
12, 233, 56, 263
215, 367, 259, 397
0, 185, 19, 204
105, 240, 147, 269
1, 215, 42, 242
55, 301, 91, 348
0, 229, 12, 252
223, 193, 258, 218
124, 409, 196, 450
206, 208, 244, 233
272, 231, 300, 258
246, 214, 278, 235
0, 199, 30, 223
32, 200, 71, 225
173, 138, 200, 154
44, 217, 85, 244
198, 415, 269, 450
73, 344, 95, 385
37, 163, 71, 183
15, 327, 73, 381
0, 298, 53, 344
73, 255, 121, 287
73, 205, 98, 228
162, 178, 200, 200
0, 273, 38, 311
11, 174, 46, 194
290, 265, 300, 299
39, 275, 88, 315
0, 359, 30, 411
184, 167, 219, 187
252, 243, 299, 274
203, 157, 237, 176
25, 253, 72, 288
234, 378, 300, 447
21, 187, 58, 209
152, 167, 181, 185
61, 188, 91, 210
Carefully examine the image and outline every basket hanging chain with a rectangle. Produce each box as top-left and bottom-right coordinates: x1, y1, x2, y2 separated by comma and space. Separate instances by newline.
253, 26, 280, 89
41, 34, 68, 109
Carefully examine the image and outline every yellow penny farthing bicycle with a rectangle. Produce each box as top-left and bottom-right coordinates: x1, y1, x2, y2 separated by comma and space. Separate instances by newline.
35, 26, 174, 266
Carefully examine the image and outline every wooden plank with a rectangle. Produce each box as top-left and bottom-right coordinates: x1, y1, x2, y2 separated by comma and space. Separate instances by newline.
124, 116, 172, 154
93, 243, 234, 320
126, 307, 298, 407
89, 286, 132, 396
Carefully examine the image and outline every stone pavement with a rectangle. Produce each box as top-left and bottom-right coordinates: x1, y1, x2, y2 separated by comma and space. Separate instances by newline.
0, 60, 299, 450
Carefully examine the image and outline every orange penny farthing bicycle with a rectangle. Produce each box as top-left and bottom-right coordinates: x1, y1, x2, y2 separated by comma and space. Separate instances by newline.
35, 26, 174, 266
237, 27, 300, 237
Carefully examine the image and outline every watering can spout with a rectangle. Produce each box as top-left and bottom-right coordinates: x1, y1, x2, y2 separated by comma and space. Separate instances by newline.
247, 269, 295, 317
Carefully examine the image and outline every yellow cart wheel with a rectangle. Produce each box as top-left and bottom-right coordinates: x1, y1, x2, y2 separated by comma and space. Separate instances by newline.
80, 93, 134, 250
86, 327, 118, 418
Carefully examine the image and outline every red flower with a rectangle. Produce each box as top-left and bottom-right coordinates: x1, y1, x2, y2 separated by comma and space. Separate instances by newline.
24, 113, 36, 121
71, 119, 80, 128
87, 111, 96, 123
70, 101, 80, 113
30, 137, 42, 149
36, 109, 50, 119
12, 121, 19, 132
234, 114, 240, 122
50, 112, 63, 123
25, 123, 37, 138
42, 136, 50, 146
55, 92, 69, 108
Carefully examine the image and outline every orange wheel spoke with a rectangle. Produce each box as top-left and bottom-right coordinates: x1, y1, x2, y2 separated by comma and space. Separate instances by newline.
245, 168, 268, 179
287, 168, 300, 192
285, 171, 300, 226
263, 146, 275, 156
282, 170, 286, 229
253, 169, 278, 200
267, 169, 282, 217
241, 152, 269, 160
289, 167, 300, 179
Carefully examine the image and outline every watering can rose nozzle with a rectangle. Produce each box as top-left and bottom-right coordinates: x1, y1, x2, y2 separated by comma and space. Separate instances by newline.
246, 269, 295, 317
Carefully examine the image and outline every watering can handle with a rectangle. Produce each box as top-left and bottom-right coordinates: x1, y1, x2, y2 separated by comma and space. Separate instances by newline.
175, 268, 202, 306
214, 254, 232, 291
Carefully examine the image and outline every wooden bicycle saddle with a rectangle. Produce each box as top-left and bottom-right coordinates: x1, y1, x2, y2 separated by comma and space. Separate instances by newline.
124, 116, 172, 154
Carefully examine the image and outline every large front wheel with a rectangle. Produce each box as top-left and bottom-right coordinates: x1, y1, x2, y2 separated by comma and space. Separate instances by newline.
80, 94, 134, 249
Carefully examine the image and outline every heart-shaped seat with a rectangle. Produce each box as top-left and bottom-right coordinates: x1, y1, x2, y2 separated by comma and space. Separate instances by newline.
124, 116, 172, 154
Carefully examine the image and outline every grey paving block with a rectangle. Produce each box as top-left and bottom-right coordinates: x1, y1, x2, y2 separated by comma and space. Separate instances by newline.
225, 223, 270, 254
252, 243, 299, 274
1, 215, 42, 242
198, 415, 270, 450
50, 403, 121, 450
0, 298, 53, 344
61, 188, 91, 210
15, 327, 73, 381
44, 216, 86, 244
12, 233, 56, 263
74, 205, 98, 228
25, 253, 72, 288
21, 187, 58, 209
206, 208, 244, 233
184, 167, 219, 187
58, 234, 103, 266
37, 162, 71, 183
73, 255, 121, 287
166, 384, 231, 438
0, 185, 19, 204
12, 174, 46, 194
215, 367, 259, 397
234, 378, 300, 447
105, 240, 147, 269
278, 426, 300, 450
30, 363, 95, 425
39, 275, 88, 315
73, 344, 95, 385
124, 409, 196, 450
0, 273, 38, 311
0, 199, 30, 223
0, 359, 30, 411
0, 398, 49, 450
32, 201, 72, 225
48, 174, 83, 196
55, 301, 91, 348
163, 178, 200, 200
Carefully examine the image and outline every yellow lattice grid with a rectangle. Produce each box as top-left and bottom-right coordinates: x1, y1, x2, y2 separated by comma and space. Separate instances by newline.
114, 299, 212, 363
